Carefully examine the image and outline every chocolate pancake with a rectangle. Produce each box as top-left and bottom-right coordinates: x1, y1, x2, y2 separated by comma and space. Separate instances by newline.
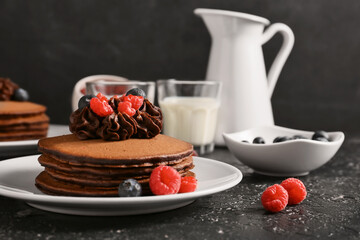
0, 129, 48, 141
44, 165, 194, 187
0, 101, 49, 141
36, 171, 125, 197
35, 170, 195, 197
0, 114, 49, 127
38, 134, 193, 167
0, 101, 47, 117
0, 123, 49, 132
36, 134, 194, 197
38, 154, 194, 177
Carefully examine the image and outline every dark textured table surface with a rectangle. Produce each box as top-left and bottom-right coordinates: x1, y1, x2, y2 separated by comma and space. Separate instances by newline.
0, 135, 359, 240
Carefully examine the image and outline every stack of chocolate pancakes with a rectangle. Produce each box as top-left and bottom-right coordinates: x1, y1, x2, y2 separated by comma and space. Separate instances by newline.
35, 134, 194, 196
0, 101, 49, 141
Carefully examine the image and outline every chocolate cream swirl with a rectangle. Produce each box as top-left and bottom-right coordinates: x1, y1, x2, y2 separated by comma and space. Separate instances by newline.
69, 98, 163, 141
97, 113, 137, 140
69, 107, 101, 140
0, 77, 19, 101
133, 99, 163, 139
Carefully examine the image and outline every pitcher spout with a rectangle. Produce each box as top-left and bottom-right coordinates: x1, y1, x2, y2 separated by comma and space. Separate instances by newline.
194, 8, 270, 38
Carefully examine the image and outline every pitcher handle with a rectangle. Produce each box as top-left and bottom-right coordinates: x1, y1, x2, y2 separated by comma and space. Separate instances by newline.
262, 23, 295, 97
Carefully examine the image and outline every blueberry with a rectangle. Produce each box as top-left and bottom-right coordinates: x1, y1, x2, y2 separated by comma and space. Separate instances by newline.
126, 88, 146, 98
118, 179, 142, 197
12, 88, 29, 101
293, 135, 307, 140
313, 137, 329, 142
312, 130, 329, 141
253, 137, 265, 144
273, 136, 292, 143
78, 94, 95, 110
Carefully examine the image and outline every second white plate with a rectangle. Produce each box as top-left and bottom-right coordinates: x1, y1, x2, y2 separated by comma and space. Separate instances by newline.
0, 155, 242, 216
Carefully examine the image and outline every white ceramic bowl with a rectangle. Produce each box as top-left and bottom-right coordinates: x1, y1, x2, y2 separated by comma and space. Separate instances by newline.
223, 125, 345, 176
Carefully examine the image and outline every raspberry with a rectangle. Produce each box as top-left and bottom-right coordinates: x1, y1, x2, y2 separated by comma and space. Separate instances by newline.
119, 94, 126, 102
90, 97, 114, 117
261, 184, 288, 213
280, 178, 307, 205
118, 101, 136, 117
149, 166, 181, 195
179, 176, 197, 193
129, 95, 144, 110
121, 95, 144, 110
96, 92, 108, 102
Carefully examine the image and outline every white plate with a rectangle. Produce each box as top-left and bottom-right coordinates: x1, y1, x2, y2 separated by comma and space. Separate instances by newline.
0, 155, 242, 216
0, 124, 70, 155
223, 125, 344, 176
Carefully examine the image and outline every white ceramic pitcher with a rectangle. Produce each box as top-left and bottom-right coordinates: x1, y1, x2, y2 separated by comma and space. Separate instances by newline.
194, 8, 294, 145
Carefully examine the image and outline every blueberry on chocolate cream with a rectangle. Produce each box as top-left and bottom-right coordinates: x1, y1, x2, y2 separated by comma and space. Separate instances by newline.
253, 137, 265, 144
78, 94, 95, 110
126, 88, 146, 98
13, 88, 29, 101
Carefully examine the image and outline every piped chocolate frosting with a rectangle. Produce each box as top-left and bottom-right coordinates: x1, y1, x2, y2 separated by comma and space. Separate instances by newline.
69, 97, 162, 141
0, 77, 19, 101
133, 99, 163, 139
97, 112, 137, 140
69, 107, 100, 140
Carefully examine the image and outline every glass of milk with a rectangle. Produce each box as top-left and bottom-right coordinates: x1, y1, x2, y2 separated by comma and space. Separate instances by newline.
157, 79, 221, 154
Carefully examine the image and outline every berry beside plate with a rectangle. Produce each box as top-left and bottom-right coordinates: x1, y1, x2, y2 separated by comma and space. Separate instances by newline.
261, 178, 307, 213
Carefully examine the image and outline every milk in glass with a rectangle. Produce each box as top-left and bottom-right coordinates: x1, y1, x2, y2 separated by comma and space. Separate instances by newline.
159, 96, 219, 145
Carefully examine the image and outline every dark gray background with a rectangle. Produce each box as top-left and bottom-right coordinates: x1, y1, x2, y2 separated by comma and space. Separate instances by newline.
0, 1, 359, 134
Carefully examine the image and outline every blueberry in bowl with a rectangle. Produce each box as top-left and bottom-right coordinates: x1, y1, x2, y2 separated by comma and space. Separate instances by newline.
253, 137, 265, 144
273, 136, 292, 143
223, 125, 345, 176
